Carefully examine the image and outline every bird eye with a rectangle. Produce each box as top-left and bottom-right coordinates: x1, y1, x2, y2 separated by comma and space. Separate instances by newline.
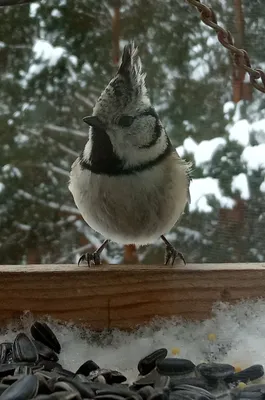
117, 115, 135, 127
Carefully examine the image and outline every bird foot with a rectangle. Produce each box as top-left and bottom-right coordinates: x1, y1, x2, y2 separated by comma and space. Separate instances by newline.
164, 244, 186, 266
78, 251, 101, 267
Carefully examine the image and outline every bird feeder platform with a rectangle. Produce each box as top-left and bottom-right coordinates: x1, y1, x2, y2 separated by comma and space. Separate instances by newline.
0, 263, 264, 330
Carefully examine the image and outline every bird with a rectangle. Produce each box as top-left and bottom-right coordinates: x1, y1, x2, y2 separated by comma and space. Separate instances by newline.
68, 42, 192, 267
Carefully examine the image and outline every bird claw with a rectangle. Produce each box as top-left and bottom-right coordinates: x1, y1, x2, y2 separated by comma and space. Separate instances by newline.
78, 251, 101, 267
164, 244, 186, 266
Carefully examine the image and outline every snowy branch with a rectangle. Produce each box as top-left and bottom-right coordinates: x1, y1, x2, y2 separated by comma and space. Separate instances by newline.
54, 243, 93, 264
57, 143, 78, 158
45, 124, 87, 138
45, 136, 78, 158
0, 0, 35, 6
17, 189, 81, 216
14, 222, 31, 231
55, 215, 77, 227
48, 164, 69, 178
74, 92, 95, 108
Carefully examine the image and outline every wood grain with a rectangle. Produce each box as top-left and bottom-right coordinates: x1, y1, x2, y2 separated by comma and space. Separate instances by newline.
0, 263, 264, 330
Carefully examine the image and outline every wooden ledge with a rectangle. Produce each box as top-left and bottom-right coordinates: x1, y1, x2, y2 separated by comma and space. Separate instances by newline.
0, 263, 265, 330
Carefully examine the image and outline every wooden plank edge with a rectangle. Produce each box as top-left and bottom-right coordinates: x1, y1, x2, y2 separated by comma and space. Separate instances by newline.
1, 263, 265, 272
0, 263, 264, 330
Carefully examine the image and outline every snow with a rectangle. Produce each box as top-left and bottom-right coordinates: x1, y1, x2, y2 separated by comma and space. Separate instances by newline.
229, 119, 250, 146
69, 55, 78, 67
223, 101, 235, 114
3, 301, 265, 383
2, 165, 22, 178
33, 39, 66, 66
241, 144, 265, 170
51, 9, 62, 18
231, 173, 250, 200
14, 133, 29, 145
29, 3, 40, 18
177, 137, 226, 166
189, 178, 235, 213
21, 39, 67, 84
251, 118, 265, 132
260, 181, 265, 193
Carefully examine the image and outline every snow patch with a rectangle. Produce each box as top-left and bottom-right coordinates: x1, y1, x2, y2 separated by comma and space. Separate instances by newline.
4, 300, 265, 383
229, 119, 249, 146
260, 181, 265, 193
2, 165, 22, 178
14, 133, 29, 145
251, 118, 265, 132
189, 177, 235, 213
231, 173, 250, 200
223, 101, 235, 114
177, 137, 226, 166
51, 9, 62, 18
33, 39, 66, 66
29, 3, 40, 17
241, 144, 265, 170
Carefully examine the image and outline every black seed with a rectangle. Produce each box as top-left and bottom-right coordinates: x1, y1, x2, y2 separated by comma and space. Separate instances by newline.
237, 393, 264, 399
148, 389, 169, 400
241, 384, 265, 392
171, 384, 215, 399
0, 343, 13, 364
225, 364, 264, 383
0, 364, 18, 378
54, 380, 78, 392
154, 374, 170, 388
105, 370, 127, 384
14, 365, 32, 375
57, 376, 95, 398
169, 390, 210, 400
54, 366, 75, 378
13, 333, 38, 363
196, 363, 235, 381
137, 385, 155, 400
31, 322, 61, 354
96, 387, 139, 398
0, 374, 39, 400
157, 359, 195, 376
169, 377, 210, 391
95, 395, 126, 400
34, 340, 59, 362
0, 384, 9, 395
133, 369, 160, 387
89, 382, 117, 391
138, 349, 168, 376
37, 359, 62, 372
75, 360, 99, 376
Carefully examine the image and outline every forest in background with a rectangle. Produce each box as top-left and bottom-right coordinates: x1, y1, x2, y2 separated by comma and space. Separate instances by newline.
1, 0, 265, 265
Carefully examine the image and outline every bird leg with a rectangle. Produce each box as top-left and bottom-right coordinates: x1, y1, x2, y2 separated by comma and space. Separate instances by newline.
78, 239, 109, 267
160, 235, 186, 266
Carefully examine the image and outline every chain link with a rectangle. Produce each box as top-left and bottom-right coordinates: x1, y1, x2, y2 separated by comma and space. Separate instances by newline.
186, 0, 265, 94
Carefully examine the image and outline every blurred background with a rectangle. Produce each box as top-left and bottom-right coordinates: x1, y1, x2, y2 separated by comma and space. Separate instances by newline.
0, 0, 265, 265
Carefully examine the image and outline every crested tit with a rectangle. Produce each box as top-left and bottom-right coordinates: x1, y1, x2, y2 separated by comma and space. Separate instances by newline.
69, 42, 192, 266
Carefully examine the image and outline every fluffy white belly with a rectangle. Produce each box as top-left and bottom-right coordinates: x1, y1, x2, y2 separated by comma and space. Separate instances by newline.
69, 155, 189, 245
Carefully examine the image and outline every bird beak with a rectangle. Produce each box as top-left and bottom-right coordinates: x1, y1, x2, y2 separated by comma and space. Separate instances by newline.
83, 115, 105, 130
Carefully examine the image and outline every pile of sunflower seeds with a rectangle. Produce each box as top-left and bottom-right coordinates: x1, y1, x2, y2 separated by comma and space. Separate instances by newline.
0, 321, 264, 399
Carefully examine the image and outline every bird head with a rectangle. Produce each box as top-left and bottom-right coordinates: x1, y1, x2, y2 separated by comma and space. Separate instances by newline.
82, 42, 169, 169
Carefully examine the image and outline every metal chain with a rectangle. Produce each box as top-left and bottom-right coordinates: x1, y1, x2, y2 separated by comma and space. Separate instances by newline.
186, 0, 265, 94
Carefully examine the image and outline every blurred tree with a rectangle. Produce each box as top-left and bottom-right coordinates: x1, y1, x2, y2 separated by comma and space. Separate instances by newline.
0, 0, 265, 264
